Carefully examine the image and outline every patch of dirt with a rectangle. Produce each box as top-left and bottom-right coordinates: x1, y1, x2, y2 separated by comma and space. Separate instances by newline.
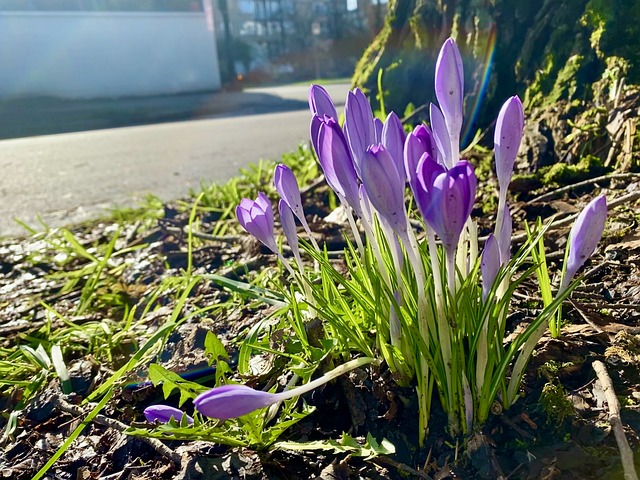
2, 94, 640, 478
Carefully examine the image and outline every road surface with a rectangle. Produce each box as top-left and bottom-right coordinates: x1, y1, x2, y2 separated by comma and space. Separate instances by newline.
0, 83, 350, 237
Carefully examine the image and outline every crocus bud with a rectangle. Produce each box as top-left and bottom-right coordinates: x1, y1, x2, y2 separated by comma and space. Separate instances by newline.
308, 84, 338, 120
194, 384, 278, 420
317, 117, 362, 216
560, 195, 607, 292
344, 88, 376, 175
435, 38, 464, 157
481, 234, 500, 300
416, 158, 476, 252
274, 164, 305, 222
494, 96, 524, 193
382, 111, 406, 178
430, 103, 452, 168
144, 405, 193, 425
360, 145, 407, 234
236, 192, 278, 253
278, 200, 300, 261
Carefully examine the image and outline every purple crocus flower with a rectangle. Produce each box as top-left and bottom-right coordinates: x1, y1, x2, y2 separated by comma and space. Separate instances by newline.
274, 164, 305, 222
494, 96, 524, 193
344, 88, 376, 175
144, 405, 194, 425
430, 103, 453, 167
316, 116, 362, 216
308, 84, 338, 120
481, 234, 500, 300
560, 195, 607, 292
194, 357, 374, 420
194, 384, 278, 420
382, 111, 406, 179
236, 192, 278, 253
416, 157, 476, 252
435, 38, 464, 163
360, 145, 407, 234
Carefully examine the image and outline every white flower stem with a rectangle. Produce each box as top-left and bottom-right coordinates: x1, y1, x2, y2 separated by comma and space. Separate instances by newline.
272, 357, 376, 401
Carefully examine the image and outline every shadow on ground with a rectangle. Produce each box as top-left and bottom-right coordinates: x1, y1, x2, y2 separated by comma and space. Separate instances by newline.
0, 89, 309, 140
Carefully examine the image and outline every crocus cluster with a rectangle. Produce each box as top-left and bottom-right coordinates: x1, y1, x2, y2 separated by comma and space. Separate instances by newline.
145, 38, 608, 440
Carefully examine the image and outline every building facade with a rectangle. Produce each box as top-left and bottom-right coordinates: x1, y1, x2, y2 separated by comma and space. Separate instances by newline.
0, 1, 221, 99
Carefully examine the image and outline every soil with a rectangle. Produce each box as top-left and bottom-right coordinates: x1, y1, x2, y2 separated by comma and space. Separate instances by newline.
1, 97, 640, 479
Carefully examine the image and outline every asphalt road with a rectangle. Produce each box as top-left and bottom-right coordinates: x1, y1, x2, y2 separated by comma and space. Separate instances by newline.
0, 82, 350, 237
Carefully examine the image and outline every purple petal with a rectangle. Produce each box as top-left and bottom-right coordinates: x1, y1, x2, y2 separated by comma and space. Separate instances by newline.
236, 192, 278, 252
274, 164, 305, 221
374, 117, 384, 144
413, 124, 438, 163
382, 111, 406, 179
144, 405, 193, 425
494, 96, 524, 192
360, 145, 406, 233
404, 131, 428, 194
414, 153, 446, 228
310, 114, 324, 156
194, 384, 278, 420
435, 38, 464, 147
344, 88, 376, 175
561, 195, 607, 291
308, 84, 338, 119
430, 103, 452, 167
317, 118, 361, 215
481, 234, 500, 300
418, 160, 476, 251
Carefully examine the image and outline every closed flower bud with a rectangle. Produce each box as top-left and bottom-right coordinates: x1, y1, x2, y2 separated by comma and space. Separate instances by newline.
434, 38, 464, 155
361, 145, 407, 234
560, 195, 607, 292
382, 111, 406, 179
494, 96, 524, 193
144, 405, 193, 425
308, 84, 338, 120
236, 192, 278, 253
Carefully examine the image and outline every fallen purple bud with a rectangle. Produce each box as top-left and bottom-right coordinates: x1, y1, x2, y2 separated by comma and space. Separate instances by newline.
144, 405, 193, 425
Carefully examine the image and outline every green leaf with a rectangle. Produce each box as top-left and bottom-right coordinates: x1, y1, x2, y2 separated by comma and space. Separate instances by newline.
148, 364, 209, 406
204, 331, 229, 363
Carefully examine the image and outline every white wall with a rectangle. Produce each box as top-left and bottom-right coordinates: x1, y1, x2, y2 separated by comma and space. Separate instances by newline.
0, 11, 221, 99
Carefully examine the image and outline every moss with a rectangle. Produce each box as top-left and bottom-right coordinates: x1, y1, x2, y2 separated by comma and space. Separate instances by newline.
510, 173, 543, 194
541, 155, 608, 186
540, 382, 576, 425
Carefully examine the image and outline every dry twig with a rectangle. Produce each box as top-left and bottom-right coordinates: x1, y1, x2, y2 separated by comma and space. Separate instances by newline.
592, 360, 639, 480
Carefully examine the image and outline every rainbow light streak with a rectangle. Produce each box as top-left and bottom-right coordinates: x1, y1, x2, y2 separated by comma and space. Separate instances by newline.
462, 25, 497, 147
